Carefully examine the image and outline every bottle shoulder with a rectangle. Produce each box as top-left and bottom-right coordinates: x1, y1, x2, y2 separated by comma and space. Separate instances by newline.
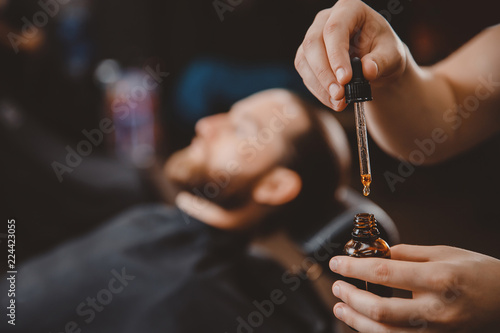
344, 238, 391, 258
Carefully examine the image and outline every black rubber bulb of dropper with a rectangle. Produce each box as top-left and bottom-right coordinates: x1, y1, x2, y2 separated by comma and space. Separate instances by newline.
351, 57, 364, 82
345, 57, 372, 104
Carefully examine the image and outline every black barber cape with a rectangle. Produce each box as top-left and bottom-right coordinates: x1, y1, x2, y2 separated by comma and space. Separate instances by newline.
0, 205, 334, 333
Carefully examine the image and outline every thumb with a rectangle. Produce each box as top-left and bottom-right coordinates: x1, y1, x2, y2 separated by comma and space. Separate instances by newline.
361, 38, 407, 82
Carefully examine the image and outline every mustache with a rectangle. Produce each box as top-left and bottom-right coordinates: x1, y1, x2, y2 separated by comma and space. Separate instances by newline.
165, 149, 206, 187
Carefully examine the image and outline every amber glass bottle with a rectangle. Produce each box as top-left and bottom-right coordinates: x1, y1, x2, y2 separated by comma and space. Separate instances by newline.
343, 213, 392, 297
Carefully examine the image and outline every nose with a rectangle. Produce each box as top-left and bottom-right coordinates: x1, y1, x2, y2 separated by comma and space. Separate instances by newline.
195, 113, 227, 139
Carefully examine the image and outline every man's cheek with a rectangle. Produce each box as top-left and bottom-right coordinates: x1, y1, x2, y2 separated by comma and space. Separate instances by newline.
205, 146, 244, 190
237, 140, 257, 162
209, 142, 240, 173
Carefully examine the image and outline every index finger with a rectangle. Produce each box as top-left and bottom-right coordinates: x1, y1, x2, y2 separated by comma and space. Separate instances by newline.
330, 256, 433, 291
322, 0, 367, 85
391, 244, 458, 262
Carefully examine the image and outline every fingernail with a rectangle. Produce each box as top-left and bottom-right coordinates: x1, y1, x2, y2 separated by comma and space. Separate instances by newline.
330, 98, 343, 111
333, 284, 340, 297
330, 258, 338, 271
335, 306, 344, 320
336, 68, 346, 83
372, 60, 379, 77
329, 83, 340, 98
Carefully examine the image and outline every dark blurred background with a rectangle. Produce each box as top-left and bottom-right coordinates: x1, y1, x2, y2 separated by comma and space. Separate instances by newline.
1, 0, 499, 263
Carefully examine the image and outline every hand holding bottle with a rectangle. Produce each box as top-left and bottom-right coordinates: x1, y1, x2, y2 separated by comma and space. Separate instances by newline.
294, 0, 407, 111
329, 244, 500, 332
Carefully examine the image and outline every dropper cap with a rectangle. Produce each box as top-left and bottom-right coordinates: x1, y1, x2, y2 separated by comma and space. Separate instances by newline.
345, 57, 372, 104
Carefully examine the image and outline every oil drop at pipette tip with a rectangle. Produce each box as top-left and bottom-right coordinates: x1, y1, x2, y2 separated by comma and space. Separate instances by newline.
363, 186, 370, 196
361, 174, 371, 196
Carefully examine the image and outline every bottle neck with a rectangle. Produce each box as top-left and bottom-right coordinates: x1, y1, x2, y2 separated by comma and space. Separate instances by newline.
352, 213, 380, 240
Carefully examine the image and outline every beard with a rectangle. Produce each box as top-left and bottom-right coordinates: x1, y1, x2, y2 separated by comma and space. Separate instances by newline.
165, 146, 256, 210
165, 147, 207, 190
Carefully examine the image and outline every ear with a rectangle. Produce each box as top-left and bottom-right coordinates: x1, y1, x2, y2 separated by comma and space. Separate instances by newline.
252, 167, 302, 206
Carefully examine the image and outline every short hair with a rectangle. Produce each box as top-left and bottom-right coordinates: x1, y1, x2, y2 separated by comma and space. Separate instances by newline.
261, 94, 348, 236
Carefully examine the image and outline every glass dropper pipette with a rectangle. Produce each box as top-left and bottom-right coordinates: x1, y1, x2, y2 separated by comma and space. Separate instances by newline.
345, 57, 373, 196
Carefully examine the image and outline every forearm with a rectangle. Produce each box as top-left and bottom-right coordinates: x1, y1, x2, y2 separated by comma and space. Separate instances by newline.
366, 27, 500, 164
366, 47, 457, 164
295, 0, 500, 163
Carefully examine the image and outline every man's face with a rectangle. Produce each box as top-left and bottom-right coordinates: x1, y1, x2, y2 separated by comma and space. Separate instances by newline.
165, 90, 310, 209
